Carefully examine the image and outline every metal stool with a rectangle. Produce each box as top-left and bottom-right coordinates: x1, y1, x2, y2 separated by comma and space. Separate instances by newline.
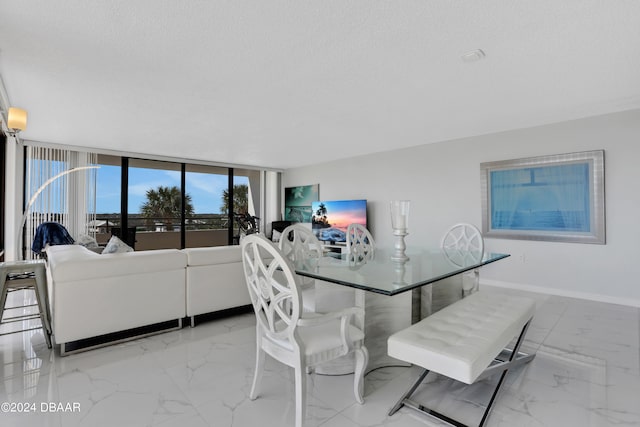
0, 260, 52, 348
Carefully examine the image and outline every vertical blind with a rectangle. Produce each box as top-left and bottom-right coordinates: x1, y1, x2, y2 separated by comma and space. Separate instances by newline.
24, 146, 97, 259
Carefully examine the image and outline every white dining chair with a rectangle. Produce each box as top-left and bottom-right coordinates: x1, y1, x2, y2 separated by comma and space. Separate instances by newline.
441, 223, 484, 296
279, 224, 323, 312
241, 234, 368, 427
279, 224, 323, 267
346, 223, 375, 263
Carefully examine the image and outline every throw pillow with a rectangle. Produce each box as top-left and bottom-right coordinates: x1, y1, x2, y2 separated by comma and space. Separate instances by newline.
75, 234, 99, 249
102, 235, 134, 254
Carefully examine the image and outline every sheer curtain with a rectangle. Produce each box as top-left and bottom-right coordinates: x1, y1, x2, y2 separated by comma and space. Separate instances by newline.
23, 145, 97, 259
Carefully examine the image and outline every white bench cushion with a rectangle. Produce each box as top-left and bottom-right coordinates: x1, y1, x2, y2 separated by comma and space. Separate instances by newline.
388, 291, 535, 384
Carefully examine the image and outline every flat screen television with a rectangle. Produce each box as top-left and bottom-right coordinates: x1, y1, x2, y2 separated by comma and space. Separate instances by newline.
311, 199, 367, 243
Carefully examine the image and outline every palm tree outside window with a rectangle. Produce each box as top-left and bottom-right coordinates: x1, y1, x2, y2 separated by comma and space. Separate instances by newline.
141, 185, 194, 231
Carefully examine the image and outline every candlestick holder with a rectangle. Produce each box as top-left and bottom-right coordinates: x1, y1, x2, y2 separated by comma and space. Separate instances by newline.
391, 229, 409, 262
390, 200, 410, 262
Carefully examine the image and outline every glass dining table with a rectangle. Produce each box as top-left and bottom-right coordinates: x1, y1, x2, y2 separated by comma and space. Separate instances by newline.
294, 247, 509, 296
293, 247, 510, 373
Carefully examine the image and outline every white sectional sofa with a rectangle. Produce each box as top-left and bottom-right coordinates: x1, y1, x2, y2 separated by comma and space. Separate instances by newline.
45, 244, 249, 354
183, 245, 249, 327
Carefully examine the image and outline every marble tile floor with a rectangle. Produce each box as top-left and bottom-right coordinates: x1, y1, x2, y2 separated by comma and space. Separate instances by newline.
1, 286, 639, 427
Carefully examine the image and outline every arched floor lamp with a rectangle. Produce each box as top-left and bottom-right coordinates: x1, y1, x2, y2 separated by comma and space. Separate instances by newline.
18, 165, 100, 260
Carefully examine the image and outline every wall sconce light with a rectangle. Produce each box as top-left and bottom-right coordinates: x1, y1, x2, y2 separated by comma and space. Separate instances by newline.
7, 107, 28, 136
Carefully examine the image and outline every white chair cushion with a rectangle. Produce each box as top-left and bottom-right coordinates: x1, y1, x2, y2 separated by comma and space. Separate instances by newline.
271, 316, 365, 366
298, 321, 365, 365
388, 291, 535, 384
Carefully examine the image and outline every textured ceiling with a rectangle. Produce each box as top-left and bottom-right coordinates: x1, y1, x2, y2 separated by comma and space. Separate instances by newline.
1, 0, 639, 169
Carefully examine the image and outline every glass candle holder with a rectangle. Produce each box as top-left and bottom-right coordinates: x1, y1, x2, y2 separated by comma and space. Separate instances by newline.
390, 200, 410, 231
390, 200, 410, 261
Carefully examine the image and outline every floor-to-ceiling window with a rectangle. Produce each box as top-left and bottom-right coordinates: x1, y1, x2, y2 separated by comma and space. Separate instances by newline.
94, 155, 121, 245
185, 164, 229, 248
94, 154, 261, 250
127, 159, 182, 250
22, 146, 97, 259
232, 168, 261, 243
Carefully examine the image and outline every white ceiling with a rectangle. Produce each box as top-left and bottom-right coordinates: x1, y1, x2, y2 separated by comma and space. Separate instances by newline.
1, 1, 639, 169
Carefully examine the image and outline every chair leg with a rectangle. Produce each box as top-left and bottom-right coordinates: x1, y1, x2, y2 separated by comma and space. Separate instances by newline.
0, 286, 9, 323
294, 360, 306, 427
32, 282, 52, 349
354, 346, 368, 404
249, 336, 265, 400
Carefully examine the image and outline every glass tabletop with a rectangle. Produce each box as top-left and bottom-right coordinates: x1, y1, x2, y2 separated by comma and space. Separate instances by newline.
294, 247, 509, 296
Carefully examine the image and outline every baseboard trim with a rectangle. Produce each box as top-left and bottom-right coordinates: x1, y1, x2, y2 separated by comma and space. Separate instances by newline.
189, 304, 253, 327
59, 318, 183, 356
481, 279, 640, 308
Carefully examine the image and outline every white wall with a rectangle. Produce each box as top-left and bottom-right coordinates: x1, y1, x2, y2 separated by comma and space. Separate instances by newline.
3, 136, 24, 261
284, 109, 640, 306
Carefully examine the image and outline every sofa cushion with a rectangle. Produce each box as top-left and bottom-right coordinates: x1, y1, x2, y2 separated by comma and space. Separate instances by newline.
47, 245, 187, 282
46, 244, 100, 263
184, 245, 241, 266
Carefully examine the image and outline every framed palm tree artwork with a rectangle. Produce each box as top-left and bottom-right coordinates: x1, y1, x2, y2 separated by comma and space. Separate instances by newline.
284, 184, 319, 223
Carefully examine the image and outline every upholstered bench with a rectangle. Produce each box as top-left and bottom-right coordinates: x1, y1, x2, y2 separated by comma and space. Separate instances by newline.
387, 291, 536, 427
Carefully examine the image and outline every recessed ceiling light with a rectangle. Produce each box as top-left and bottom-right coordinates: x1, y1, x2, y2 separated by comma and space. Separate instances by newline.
461, 49, 486, 63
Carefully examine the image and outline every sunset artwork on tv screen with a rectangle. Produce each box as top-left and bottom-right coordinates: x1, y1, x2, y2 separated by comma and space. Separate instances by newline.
311, 199, 367, 243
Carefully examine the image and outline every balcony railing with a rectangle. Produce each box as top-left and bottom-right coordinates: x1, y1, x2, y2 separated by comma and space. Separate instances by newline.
93, 214, 230, 232
93, 214, 237, 250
